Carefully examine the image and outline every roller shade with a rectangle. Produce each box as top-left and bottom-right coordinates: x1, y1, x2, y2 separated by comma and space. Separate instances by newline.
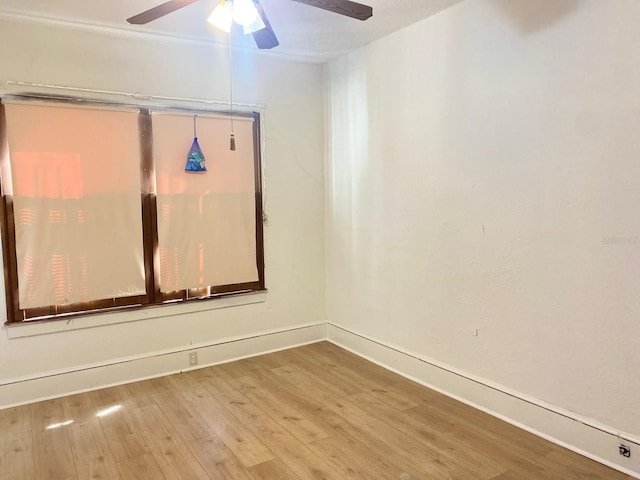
151, 112, 258, 291
3, 101, 146, 309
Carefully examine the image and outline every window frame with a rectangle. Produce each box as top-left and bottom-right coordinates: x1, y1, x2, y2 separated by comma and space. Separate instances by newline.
0, 96, 265, 325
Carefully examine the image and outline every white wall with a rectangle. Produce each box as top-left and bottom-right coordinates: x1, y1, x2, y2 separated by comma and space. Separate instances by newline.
326, 0, 640, 442
0, 18, 325, 399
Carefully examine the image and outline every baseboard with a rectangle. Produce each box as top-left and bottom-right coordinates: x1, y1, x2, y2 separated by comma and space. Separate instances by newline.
0, 322, 326, 409
326, 322, 640, 479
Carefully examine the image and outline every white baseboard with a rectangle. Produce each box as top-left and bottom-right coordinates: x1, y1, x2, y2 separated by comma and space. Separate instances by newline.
0, 322, 326, 409
327, 322, 640, 479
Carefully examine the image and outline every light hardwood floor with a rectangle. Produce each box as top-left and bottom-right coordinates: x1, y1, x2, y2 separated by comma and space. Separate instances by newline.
0, 341, 633, 480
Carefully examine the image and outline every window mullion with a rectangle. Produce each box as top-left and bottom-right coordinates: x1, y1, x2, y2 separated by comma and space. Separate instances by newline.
139, 109, 161, 305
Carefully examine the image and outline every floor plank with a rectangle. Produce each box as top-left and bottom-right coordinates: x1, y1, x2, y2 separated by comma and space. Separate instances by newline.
0, 406, 35, 480
0, 430, 35, 480
152, 389, 216, 442
245, 417, 346, 480
221, 373, 330, 444
116, 453, 166, 480
249, 459, 300, 480
62, 393, 121, 480
347, 391, 508, 479
181, 385, 276, 468
89, 387, 151, 463
30, 399, 77, 480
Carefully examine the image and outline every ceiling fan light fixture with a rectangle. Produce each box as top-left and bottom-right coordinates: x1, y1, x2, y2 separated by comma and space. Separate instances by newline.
232, 0, 259, 27
243, 13, 266, 34
207, 0, 233, 32
128, 0, 371, 50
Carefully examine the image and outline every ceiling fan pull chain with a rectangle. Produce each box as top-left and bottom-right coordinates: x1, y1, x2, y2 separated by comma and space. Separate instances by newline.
229, 33, 236, 151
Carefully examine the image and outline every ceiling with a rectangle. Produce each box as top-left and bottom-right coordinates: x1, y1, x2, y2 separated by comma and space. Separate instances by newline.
0, 0, 464, 62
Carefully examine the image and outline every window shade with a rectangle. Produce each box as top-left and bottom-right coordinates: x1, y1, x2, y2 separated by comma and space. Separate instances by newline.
3, 102, 146, 309
152, 112, 258, 292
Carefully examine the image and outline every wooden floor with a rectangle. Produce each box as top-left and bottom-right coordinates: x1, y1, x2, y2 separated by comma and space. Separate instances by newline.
0, 342, 633, 480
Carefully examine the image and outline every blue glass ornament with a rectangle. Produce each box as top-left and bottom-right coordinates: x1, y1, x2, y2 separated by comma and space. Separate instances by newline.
185, 115, 207, 172
185, 137, 207, 172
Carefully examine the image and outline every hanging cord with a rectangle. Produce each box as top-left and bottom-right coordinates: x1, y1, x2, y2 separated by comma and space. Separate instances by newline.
228, 32, 236, 151
193, 113, 197, 138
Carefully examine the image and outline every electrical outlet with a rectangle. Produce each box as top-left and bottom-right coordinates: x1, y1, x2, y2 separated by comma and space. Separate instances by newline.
189, 351, 198, 366
619, 445, 631, 458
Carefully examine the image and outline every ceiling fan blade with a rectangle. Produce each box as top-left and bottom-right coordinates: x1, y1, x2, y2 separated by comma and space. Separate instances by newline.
127, 0, 201, 24
252, 0, 280, 49
291, 0, 372, 21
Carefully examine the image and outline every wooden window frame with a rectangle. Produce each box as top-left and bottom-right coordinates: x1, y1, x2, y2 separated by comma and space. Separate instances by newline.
0, 97, 265, 325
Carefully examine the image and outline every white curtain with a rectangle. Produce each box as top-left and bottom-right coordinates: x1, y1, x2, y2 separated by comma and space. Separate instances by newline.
3, 102, 146, 309
151, 112, 258, 291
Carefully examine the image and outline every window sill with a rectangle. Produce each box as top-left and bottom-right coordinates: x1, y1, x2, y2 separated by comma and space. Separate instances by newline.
4, 290, 267, 339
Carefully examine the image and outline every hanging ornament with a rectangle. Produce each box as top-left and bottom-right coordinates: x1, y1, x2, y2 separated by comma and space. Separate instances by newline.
185, 115, 207, 172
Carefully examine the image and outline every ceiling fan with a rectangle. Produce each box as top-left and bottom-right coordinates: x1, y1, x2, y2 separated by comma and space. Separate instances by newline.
127, 0, 374, 50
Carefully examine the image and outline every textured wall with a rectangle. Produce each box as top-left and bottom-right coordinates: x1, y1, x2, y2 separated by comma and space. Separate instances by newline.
326, 0, 640, 437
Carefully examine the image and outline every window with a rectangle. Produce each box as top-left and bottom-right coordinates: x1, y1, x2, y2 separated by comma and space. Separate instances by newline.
0, 96, 265, 324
